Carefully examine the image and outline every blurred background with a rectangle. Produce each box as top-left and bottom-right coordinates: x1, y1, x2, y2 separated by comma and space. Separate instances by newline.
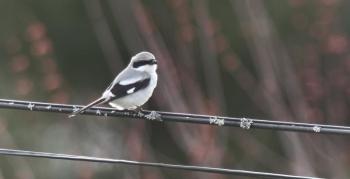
0, 0, 349, 178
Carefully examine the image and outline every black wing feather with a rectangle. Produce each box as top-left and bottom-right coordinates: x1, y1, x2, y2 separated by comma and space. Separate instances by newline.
110, 78, 151, 99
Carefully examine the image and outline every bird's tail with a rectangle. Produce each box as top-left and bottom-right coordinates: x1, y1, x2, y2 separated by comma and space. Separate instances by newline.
69, 97, 106, 118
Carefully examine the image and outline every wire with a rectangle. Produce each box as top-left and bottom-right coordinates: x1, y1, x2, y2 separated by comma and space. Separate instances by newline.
0, 99, 349, 135
0, 147, 322, 179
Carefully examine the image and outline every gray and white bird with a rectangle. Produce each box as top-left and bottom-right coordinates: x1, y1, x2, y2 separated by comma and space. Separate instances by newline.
69, 51, 158, 118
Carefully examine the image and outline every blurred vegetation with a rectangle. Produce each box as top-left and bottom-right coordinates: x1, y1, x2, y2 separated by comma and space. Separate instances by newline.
0, 0, 349, 178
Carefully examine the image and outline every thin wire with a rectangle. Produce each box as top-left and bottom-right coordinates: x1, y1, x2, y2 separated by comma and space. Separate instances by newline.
0, 147, 322, 179
0, 99, 349, 135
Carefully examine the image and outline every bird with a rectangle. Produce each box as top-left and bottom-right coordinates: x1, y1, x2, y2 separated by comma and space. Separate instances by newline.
69, 51, 158, 118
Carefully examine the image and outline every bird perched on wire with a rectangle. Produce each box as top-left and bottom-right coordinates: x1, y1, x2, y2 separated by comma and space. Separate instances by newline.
69, 51, 158, 118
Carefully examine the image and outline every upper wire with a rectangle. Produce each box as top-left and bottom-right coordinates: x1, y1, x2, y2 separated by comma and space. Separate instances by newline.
0, 98, 349, 135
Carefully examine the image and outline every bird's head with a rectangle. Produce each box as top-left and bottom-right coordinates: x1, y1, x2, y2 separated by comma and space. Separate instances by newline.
129, 51, 157, 73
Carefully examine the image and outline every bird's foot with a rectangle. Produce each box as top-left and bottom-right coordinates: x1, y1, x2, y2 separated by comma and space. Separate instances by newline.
126, 106, 144, 118
132, 106, 145, 117
134, 106, 144, 113
132, 107, 162, 121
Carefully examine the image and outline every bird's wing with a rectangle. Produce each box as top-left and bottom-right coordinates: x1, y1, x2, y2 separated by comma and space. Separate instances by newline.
108, 77, 151, 100
69, 77, 151, 118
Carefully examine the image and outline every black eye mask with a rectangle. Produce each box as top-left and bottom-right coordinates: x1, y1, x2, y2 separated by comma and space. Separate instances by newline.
132, 59, 157, 68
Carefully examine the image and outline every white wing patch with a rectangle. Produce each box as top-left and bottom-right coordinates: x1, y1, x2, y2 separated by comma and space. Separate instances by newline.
119, 76, 143, 85
127, 87, 136, 94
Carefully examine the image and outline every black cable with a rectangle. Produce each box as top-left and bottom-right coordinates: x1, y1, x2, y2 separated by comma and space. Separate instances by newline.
0, 148, 322, 179
0, 98, 349, 135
